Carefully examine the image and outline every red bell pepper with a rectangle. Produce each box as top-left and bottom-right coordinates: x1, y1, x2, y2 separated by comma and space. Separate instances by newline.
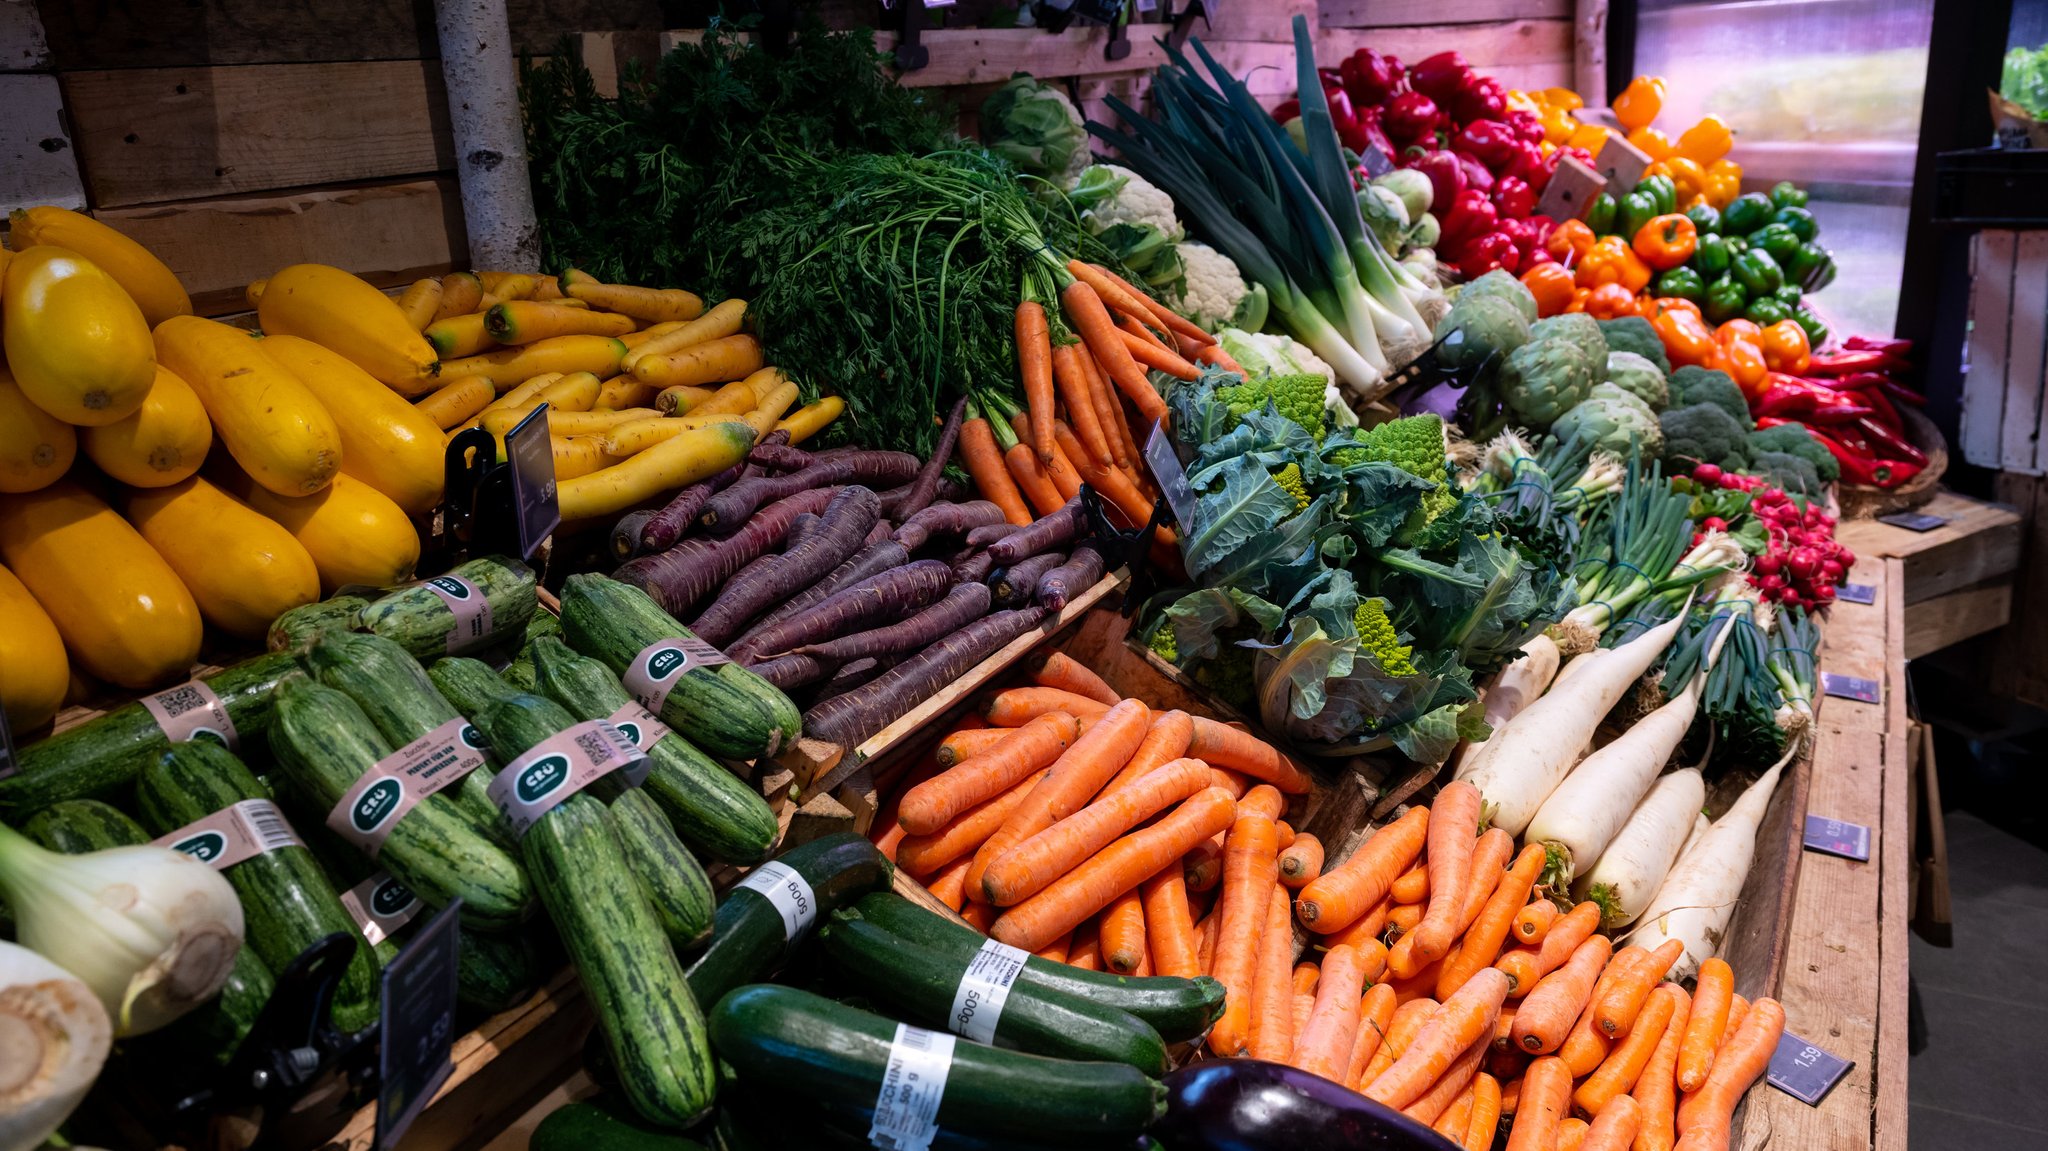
1503, 140, 1552, 188
1440, 189, 1498, 253
1458, 232, 1521, 279
1407, 150, 1465, 217
1492, 175, 1536, 220
1408, 52, 1473, 104
1352, 107, 1395, 165
1339, 48, 1404, 106
1503, 109, 1546, 145
1451, 76, 1508, 124
1458, 153, 1495, 194
1452, 119, 1521, 169
1384, 91, 1443, 145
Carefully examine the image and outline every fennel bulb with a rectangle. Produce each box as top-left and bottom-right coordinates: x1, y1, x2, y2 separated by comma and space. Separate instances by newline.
0, 941, 111, 1151
0, 825, 242, 1036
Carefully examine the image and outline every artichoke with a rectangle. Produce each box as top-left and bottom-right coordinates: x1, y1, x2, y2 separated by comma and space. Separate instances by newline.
1604, 351, 1671, 412
1500, 337, 1597, 428
1528, 313, 1610, 385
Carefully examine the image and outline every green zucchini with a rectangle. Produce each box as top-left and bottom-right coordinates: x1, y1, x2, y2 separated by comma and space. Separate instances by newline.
468, 693, 714, 951
427, 656, 520, 717
268, 594, 370, 652
557, 574, 801, 761
852, 892, 1226, 1043
817, 911, 1169, 1074
23, 799, 152, 853
473, 693, 716, 1128
529, 637, 776, 863
134, 741, 383, 1033
501, 609, 563, 689
1, 652, 301, 816
303, 632, 507, 842
709, 985, 1166, 1137
359, 556, 538, 661
268, 675, 533, 931
683, 833, 891, 1008
530, 1099, 709, 1151
455, 923, 542, 1017
714, 1086, 1161, 1151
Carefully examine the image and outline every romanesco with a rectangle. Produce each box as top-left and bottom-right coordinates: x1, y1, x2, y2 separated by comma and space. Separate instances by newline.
1273, 463, 1311, 512
1192, 648, 1259, 714
1148, 621, 1179, 663
1217, 375, 1329, 440
1331, 414, 1457, 542
1354, 599, 1418, 676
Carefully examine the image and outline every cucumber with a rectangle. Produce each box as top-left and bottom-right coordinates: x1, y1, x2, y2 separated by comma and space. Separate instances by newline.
558, 574, 801, 761
267, 675, 533, 931
134, 741, 383, 1033
22, 799, 154, 853
709, 985, 1167, 1137
469, 693, 714, 951
268, 594, 370, 652
427, 656, 521, 717
530, 1099, 709, 1151
852, 892, 1226, 1043
817, 912, 1169, 1075
474, 693, 716, 1128
1, 652, 301, 815
304, 631, 507, 842
529, 637, 776, 863
683, 833, 892, 1007
359, 555, 538, 661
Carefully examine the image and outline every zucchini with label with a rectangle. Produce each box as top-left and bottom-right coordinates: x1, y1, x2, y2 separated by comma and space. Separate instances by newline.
135, 741, 382, 1032
501, 609, 564, 689
1, 652, 300, 816
710, 985, 1167, 1136
684, 832, 892, 1007
268, 674, 533, 931
531, 1098, 710, 1151
852, 892, 1226, 1043
818, 911, 1168, 1074
358, 555, 538, 661
529, 637, 776, 862
469, 692, 714, 950
474, 694, 716, 1128
427, 656, 520, 717
558, 574, 801, 760
268, 595, 370, 652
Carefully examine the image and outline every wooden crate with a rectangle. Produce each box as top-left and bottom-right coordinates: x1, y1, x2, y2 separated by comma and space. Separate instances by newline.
1835, 488, 2022, 658
1958, 229, 2048, 474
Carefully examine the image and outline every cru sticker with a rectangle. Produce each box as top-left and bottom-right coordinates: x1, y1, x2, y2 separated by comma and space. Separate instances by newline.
621, 637, 731, 715
326, 717, 490, 857
603, 701, 667, 787
140, 678, 239, 750
156, 799, 302, 871
423, 574, 495, 654
339, 871, 424, 947
486, 719, 647, 837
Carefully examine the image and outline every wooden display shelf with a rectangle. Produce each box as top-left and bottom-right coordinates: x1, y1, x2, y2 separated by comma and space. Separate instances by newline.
1835, 488, 2022, 658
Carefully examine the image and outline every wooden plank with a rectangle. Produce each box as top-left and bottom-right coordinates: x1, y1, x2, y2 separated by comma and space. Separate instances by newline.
0, 73, 85, 211
2000, 230, 2048, 475
94, 178, 467, 314
1319, 0, 1569, 28
1992, 471, 2048, 709
659, 26, 1168, 89
1873, 727, 1911, 1151
1316, 20, 1574, 71
1959, 230, 2016, 468
1573, 0, 1608, 104
63, 61, 454, 207
1202, 0, 1318, 41
1, 0, 52, 71
1902, 580, 2012, 658
1834, 488, 2023, 604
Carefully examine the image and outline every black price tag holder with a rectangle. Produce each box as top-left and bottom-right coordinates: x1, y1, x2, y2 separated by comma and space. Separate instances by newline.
1821, 672, 1881, 705
1878, 511, 1948, 533
377, 897, 464, 1149
438, 404, 559, 568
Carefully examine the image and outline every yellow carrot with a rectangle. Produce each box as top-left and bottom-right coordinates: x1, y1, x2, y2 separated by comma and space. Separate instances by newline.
629, 334, 764, 389
414, 375, 495, 430
397, 278, 443, 330
485, 300, 636, 343
552, 435, 619, 479
596, 376, 661, 411
690, 377, 761, 417
424, 312, 494, 359
560, 268, 706, 323
555, 420, 756, 521
433, 272, 483, 320
602, 414, 747, 456
656, 385, 719, 414
744, 377, 800, 439
776, 396, 845, 445
441, 335, 629, 387
619, 319, 689, 350
621, 298, 749, 371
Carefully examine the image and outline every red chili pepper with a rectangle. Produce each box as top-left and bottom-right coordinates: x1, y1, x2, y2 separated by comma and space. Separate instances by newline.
1752, 376, 1873, 423
1845, 335, 1914, 356
1804, 349, 1891, 376
1879, 378, 1927, 406
1808, 425, 1901, 486
1858, 385, 1903, 432
1855, 416, 1927, 465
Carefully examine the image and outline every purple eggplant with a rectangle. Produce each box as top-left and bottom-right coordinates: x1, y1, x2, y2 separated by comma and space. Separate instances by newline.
1151, 1060, 1458, 1151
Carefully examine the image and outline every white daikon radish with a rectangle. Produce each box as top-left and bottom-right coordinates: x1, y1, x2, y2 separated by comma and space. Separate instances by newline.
1679, 811, 1710, 862
1451, 634, 1563, 777
1627, 752, 1789, 982
1573, 768, 1706, 928
1547, 646, 1603, 691
0, 940, 112, 1151
1457, 608, 1689, 835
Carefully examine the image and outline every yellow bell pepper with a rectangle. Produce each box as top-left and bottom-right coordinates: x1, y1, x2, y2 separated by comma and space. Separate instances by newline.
1539, 103, 1580, 145
1569, 122, 1614, 155
1628, 126, 1672, 160
1673, 115, 1734, 166
1612, 75, 1667, 132
1542, 87, 1585, 112
1506, 89, 1544, 115
1661, 156, 1706, 204
1704, 159, 1744, 209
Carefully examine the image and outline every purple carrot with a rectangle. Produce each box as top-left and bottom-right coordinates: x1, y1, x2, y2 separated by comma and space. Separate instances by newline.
893, 500, 1008, 551
748, 653, 837, 691
987, 497, 1083, 565
965, 523, 1022, 549
737, 532, 909, 642
991, 551, 1067, 609
1036, 542, 1107, 610
688, 486, 882, 645
784, 512, 826, 552
953, 551, 996, 584
616, 486, 838, 617
894, 396, 968, 522
700, 452, 921, 535
793, 581, 993, 664
800, 605, 1049, 748
812, 657, 891, 701
638, 460, 746, 552
611, 509, 655, 564
727, 559, 955, 662
748, 443, 815, 471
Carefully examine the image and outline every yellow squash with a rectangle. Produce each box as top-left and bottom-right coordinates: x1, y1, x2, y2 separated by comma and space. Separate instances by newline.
2, 246, 156, 425
256, 263, 440, 395
154, 316, 342, 496
0, 562, 68, 731
0, 481, 200, 688
126, 476, 320, 639
237, 472, 420, 592
0, 368, 77, 492
259, 333, 445, 515
9, 206, 192, 327
79, 365, 212, 488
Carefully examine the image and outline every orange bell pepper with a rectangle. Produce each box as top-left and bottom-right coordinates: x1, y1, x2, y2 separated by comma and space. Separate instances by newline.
1759, 320, 1813, 374
1576, 237, 1652, 293
1547, 218, 1596, 264
1649, 300, 1716, 368
1612, 76, 1667, 132
1542, 87, 1585, 111
1631, 214, 1698, 271
1568, 122, 1615, 155
1539, 103, 1579, 145
1564, 288, 1591, 314
1715, 319, 1763, 348
1707, 338, 1769, 394
1628, 126, 1672, 161
1582, 282, 1639, 320
1521, 263, 1578, 318
1673, 115, 1734, 166
1657, 296, 1702, 320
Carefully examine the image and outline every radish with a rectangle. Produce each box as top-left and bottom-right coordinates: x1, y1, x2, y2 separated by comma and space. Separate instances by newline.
1679, 810, 1710, 862
1455, 607, 1689, 836
1626, 751, 1790, 982
1450, 634, 1562, 777
1572, 768, 1706, 928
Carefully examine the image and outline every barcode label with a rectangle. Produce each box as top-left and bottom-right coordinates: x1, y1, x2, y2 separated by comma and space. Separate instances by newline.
734, 861, 815, 945
948, 938, 1029, 1045
867, 1023, 955, 1151
487, 719, 647, 837
156, 799, 303, 870
327, 717, 490, 857
140, 678, 240, 750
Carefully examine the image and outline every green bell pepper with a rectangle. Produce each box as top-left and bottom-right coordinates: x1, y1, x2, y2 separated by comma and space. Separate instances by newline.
1743, 297, 1793, 326
1723, 234, 1750, 256
1654, 266, 1706, 304
1704, 275, 1749, 325
1685, 203, 1722, 236
1785, 242, 1828, 288
1618, 190, 1662, 243
1694, 233, 1733, 278
1791, 308, 1831, 347
1585, 192, 1618, 236
1634, 175, 1677, 216
1721, 192, 1774, 236
1800, 248, 1837, 292
1749, 223, 1803, 264
1773, 284, 1804, 308
1732, 249, 1786, 297
1768, 181, 1809, 210
1771, 206, 1818, 243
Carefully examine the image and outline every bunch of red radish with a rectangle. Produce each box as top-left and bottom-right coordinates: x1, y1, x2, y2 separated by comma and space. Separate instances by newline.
1690, 465, 1852, 609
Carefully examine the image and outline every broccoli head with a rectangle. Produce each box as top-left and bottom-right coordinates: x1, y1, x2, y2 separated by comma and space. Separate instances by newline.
1354, 598, 1418, 676
1747, 421, 1840, 483
1273, 463, 1311, 512
1669, 365, 1752, 429
1191, 647, 1259, 714
1660, 403, 1751, 472
1217, 373, 1328, 440
1750, 450, 1823, 496
1332, 414, 1457, 544
1596, 316, 1671, 374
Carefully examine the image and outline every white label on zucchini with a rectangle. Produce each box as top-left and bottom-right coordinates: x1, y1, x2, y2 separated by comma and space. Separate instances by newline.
487, 719, 647, 837
140, 678, 239, 750
868, 1024, 954, 1151
327, 717, 491, 857
733, 860, 814, 944
603, 701, 668, 788
422, 574, 495, 654
620, 635, 731, 713
948, 938, 1029, 1045
156, 799, 302, 870
339, 871, 423, 946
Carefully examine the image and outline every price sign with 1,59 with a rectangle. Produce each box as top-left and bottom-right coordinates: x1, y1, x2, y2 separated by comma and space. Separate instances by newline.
376, 897, 462, 1149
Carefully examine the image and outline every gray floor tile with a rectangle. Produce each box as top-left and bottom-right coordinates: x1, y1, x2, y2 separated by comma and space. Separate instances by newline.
1909, 892, 2048, 999
1908, 1103, 2048, 1151
1910, 974, 2048, 1131
1936, 812, 2048, 912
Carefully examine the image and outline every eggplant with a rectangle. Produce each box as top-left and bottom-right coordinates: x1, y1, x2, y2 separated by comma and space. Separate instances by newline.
1153, 1061, 1458, 1151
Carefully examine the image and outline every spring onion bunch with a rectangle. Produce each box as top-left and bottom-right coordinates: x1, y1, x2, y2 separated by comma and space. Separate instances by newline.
1553, 458, 1744, 654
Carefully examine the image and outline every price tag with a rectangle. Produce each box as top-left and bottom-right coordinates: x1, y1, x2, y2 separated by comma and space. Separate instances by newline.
1143, 422, 1195, 528
1358, 146, 1395, 178
376, 897, 462, 1149
1803, 814, 1872, 861
1878, 511, 1947, 532
734, 860, 816, 945
1821, 672, 1881, 704
0, 706, 16, 783
1834, 582, 1877, 605
1767, 1030, 1854, 1105
504, 404, 560, 562
948, 938, 1030, 1044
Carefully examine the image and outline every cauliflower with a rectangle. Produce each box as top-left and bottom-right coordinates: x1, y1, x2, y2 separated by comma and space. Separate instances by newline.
1169, 242, 1258, 331
1218, 328, 1333, 382
1070, 164, 1182, 238
980, 75, 1092, 189
1354, 598, 1418, 676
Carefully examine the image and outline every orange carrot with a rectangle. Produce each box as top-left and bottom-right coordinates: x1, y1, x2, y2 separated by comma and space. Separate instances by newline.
1359, 995, 1438, 1091
1463, 1073, 1502, 1151
1048, 342, 1115, 467
1117, 326, 1199, 379
937, 727, 1013, 767
969, 699, 1151, 899
1512, 935, 1614, 1054
1290, 961, 1321, 1043
925, 855, 972, 910
1322, 899, 1393, 954
1345, 982, 1400, 1089
1498, 1076, 1522, 1118
1239, 784, 1286, 822
1074, 344, 1133, 471
983, 757, 1212, 905
1029, 650, 1121, 706
897, 769, 1048, 879
1387, 903, 1424, 935
1456, 828, 1515, 933
1390, 957, 1445, 1005
961, 900, 997, 932
963, 417, 1034, 526
1072, 260, 1211, 345
1351, 937, 1391, 986
870, 753, 945, 863
1503, 1055, 1572, 1151
1298, 805, 1430, 932
1101, 711, 1195, 798
1101, 378, 1147, 487
1101, 887, 1148, 975
1195, 903, 1220, 973
1581, 1094, 1641, 1151
1555, 952, 1631, 1078
1433, 1085, 1477, 1142
1005, 441, 1067, 516
899, 712, 1080, 835
1721, 995, 1749, 1049
1673, 998, 1785, 1151
1630, 982, 1692, 1151
1513, 899, 1559, 944
1140, 863, 1201, 979
1496, 900, 1601, 995
1250, 886, 1297, 1062
1068, 916, 1102, 971
1057, 421, 1161, 533
1188, 716, 1311, 792
1365, 968, 1512, 1109
1279, 833, 1325, 888
1556, 1117, 1592, 1151
1133, 948, 1153, 977
1392, 864, 1430, 905
1061, 279, 1168, 425
1676, 957, 1734, 1093
1017, 302, 1056, 462
1184, 838, 1223, 893
1195, 343, 1248, 376
1402, 780, 1482, 973
1576, 983, 1681, 1115
1593, 938, 1683, 1037
1115, 308, 1175, 355
1206, 813, 1281, 1056
1438, 843, 1547, 999
1034, 932, 1072, 963
1401, 1033, 1489, 1125
984, 686, 1112, 726
1010, 411, 1083, 499
1294, 943, 1370, 1082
